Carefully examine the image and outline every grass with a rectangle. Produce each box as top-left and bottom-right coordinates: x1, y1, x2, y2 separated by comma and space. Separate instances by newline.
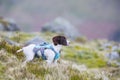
63, 44, 107, 68
0, 31, 119, 80
0, 63, 6, 78
27, 62, 50, 79
0, 39, 24, 60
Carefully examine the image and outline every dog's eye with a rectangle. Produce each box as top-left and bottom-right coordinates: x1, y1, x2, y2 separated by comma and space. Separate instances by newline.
44, 47, 47, 49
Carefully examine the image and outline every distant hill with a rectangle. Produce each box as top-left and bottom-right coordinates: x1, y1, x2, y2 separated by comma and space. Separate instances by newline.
0, 0, 119, 40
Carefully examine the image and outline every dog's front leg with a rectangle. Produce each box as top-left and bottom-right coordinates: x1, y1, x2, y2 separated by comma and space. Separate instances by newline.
45, 60, 53, 65
53, 60, 58, 65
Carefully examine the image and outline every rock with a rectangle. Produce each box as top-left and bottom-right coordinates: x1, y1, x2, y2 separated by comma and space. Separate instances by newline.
4, 38, 20, 46
0, 24, 4, 30
0, 35, 20, 46
25, 36, 46, 46
106, 51, 120, 60
105, 49, 120, 66
101, 42, 119, 52
0, 17, 20, 31
41, 17, 80, 39
102, 42, 120, 66
101, 42, 112, 50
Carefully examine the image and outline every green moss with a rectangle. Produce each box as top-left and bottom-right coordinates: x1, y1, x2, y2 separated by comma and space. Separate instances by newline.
0, 63, 5, 73
65, 54, 106, 68
70, 74, 82, 80
78, 59, 106, 68
68, 67, 83, 80
0, 40, 24, 60
68, 67, 95, 80
10, 32, 35, 43
27, 63, 50, 79
0, 63, 6, 78
75, 36, 87, 43
0, 40, 6, 50
64, 45, 107, 68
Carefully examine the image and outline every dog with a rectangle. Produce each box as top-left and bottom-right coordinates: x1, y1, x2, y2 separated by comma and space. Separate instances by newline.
17, 36, 69, 64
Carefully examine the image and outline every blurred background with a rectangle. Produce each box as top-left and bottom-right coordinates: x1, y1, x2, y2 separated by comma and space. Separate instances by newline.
0, 0, 120, 41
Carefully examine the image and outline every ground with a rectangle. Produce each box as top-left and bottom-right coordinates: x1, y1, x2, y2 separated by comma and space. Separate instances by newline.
0, 31, 120, 80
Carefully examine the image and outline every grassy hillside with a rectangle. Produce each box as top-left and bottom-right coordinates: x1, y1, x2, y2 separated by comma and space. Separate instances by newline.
0, 31, 120, 80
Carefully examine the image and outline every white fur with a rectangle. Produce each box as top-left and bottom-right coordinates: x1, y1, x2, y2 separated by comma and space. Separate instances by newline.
17, 44, 62, 64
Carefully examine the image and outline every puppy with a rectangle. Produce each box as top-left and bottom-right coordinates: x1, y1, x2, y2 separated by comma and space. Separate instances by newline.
17, 36, 69, 64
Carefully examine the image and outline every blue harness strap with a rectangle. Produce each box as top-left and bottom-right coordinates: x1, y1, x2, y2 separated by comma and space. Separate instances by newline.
40, 47, 47, 60
49, 46, 60, 60
33, 42, 60, 60
33, 42, 48, 60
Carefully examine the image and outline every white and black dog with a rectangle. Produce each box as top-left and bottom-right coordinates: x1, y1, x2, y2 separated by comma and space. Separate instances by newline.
17, 36, 69, 64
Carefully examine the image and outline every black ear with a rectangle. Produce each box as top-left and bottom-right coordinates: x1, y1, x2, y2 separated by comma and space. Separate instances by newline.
52, 36, 59, 45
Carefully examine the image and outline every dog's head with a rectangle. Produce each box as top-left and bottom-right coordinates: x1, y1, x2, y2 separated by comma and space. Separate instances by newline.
52, 36, 69, 46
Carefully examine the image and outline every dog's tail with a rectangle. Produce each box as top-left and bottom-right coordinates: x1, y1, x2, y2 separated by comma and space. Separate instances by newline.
16, 48, 23, 53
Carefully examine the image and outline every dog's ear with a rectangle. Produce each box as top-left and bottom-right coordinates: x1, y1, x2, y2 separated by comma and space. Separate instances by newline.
52, 36, 59, 45
52, 36, 67, 46
60, 36, 67, 46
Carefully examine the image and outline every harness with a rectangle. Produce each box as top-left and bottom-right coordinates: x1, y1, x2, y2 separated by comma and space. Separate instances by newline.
33, 42, 60, 60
